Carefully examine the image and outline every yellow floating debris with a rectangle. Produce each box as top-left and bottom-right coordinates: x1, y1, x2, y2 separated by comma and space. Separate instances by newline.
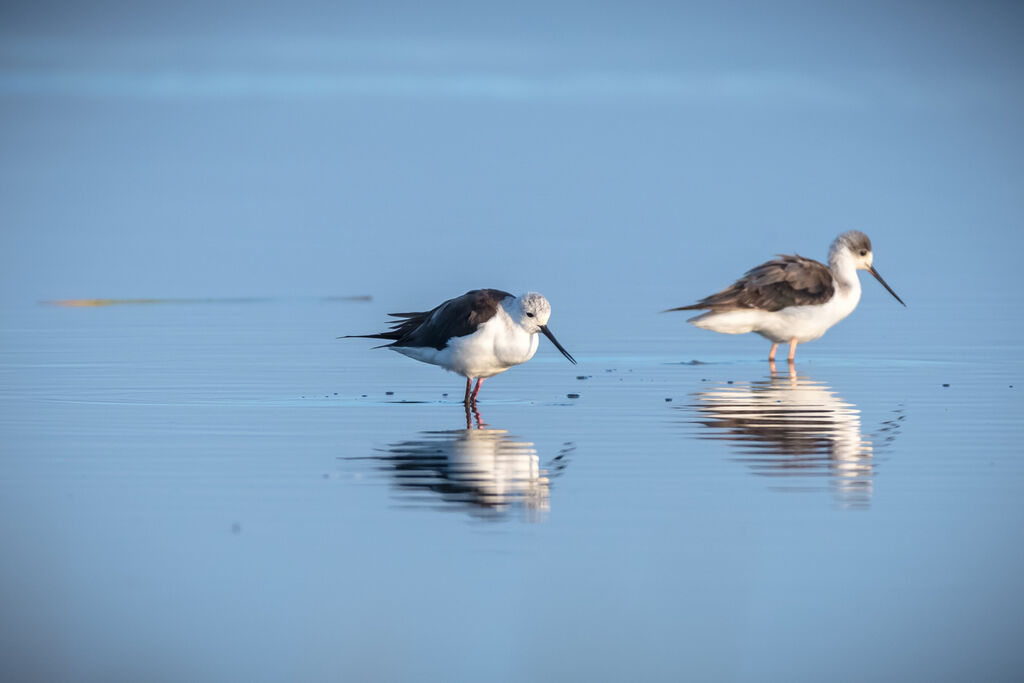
42, 296, 371, 307
44, 299, 170, 307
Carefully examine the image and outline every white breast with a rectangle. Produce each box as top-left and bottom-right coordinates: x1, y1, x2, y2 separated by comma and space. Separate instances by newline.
392, 309, 539, 379
691, 280, 862, 344
756, 285, 861, 343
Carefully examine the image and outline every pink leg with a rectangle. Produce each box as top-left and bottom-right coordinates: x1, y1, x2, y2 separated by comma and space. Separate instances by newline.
769, 343, 778, 361
787, 338, 798, 362
470, 377, 484, 402
463, 377, 472, 405
463, 402, 483, 429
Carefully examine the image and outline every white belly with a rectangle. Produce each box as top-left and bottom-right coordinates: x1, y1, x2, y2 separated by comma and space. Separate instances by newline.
393, 317, 539, 379
689, 287, 861, 344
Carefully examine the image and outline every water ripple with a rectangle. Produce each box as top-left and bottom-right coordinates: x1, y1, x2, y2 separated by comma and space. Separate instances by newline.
678, 367, 905, 508
344, 408, 574, 521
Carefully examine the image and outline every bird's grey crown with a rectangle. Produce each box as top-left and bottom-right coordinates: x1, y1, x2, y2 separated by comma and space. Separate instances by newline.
834, 230, 872, 254
518, 292, 551, 317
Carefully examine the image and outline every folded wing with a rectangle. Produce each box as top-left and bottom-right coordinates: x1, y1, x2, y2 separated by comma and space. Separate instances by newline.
667, 255, 834, 313
344, 289, 514, 350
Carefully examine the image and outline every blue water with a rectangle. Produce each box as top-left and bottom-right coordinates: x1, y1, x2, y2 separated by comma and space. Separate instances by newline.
1, 298, 1022, 681
2, 3, 1024, 680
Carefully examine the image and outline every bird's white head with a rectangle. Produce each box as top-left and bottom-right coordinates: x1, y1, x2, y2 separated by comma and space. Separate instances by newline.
510, 292, 576, 364
513, 292, 552, 332
830, 230, 906, 306
831, 230, 875, 270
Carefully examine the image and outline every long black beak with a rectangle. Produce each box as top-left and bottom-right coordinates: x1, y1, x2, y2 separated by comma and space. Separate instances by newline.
540, 325, 576, 365
868, 265, 906, 306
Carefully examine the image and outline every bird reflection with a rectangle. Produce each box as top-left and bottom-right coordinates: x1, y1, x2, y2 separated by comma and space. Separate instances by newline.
355, 405, 573, 521
684, 365, 903, 508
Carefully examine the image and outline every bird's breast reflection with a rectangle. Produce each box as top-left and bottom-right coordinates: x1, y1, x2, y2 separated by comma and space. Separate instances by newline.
683, 368, 903, 508
352, 407, 573, 521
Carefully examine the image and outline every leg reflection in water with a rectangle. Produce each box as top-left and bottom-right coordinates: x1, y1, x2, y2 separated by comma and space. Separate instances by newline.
348, 405, 575, 521
684, 366, 904, 508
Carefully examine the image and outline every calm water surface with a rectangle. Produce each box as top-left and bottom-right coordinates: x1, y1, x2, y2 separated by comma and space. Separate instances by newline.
1, 297, 1022, 681
4, 3, 1024, 677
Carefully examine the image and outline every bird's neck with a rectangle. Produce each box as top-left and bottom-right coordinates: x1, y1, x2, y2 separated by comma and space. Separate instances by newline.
829, 250, 860, 293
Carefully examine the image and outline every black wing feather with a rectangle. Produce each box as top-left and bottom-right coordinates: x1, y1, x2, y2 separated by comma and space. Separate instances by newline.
342, 289, 513, 350
667, 254, 834, 313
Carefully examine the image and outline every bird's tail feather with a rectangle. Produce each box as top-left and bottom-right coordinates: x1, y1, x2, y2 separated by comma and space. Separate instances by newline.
338, 333, 397, 347
339, 309, 429, 347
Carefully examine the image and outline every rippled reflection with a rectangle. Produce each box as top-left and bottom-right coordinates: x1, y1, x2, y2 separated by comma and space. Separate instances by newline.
353, 407, 573, 521
683, 366, 903, 508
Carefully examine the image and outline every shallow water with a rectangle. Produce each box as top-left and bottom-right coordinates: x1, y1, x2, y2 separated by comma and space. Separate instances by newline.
3, 4, 1024, 678
1, 297, 1022, 681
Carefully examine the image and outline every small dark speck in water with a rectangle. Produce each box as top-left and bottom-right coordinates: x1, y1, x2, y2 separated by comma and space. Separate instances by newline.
942, 383, 950, 388
231, 523, 241, 535
361, 394, 367, 398
385, 391, 394, 395
333, 392, 338, 395
567, 393, 580, 399
727, 380, 734, 384
576, 375, 590, 380
442, 393, 448, 397
665, 398, 672, 402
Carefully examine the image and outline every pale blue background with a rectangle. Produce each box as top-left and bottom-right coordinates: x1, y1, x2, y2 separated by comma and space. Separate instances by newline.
2, 1, 1022, 314
2, 2, 1023, 682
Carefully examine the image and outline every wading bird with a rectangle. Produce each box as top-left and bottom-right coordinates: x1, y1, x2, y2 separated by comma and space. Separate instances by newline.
666, 231, 904, 362
344, 289, 576, 404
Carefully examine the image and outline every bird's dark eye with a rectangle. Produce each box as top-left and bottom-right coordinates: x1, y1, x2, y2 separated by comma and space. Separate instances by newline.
526, 312, 535, 318
859, 249, 867, 256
